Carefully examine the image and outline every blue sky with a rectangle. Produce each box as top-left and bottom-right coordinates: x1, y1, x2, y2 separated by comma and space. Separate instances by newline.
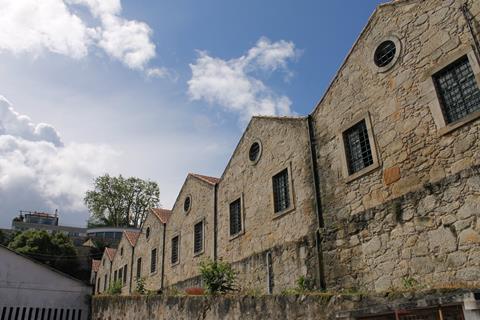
0, 0, 385, 228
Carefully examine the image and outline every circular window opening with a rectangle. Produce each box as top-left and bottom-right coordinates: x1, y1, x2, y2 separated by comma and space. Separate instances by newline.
374, 40, 397, 68
184, 196, 191, 213
146, 227, 150, 239
249, 142, 261, 163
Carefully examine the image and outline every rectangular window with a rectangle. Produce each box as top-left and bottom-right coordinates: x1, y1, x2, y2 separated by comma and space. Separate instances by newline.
103, 275, 107, 291
113, 270, 117, 282
229, 198, 242, 236
343, 120, 373, 175
434, 55, 480, 124
171, 236, 179, 264
118, 268, 122, 284
194, 221, 204, 254
272, 169, 290, 213
136, 258, 142, 279
123, 265, 127, 285
151, 248, 157, 273
97, 278, 101, 293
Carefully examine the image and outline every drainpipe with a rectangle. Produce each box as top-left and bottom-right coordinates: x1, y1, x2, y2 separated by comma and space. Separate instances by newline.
307, 115, 327, 291
129, 247, 135, 294
160, 223, 166, 291
461, 2, 480, 60
213, 183, 218, 261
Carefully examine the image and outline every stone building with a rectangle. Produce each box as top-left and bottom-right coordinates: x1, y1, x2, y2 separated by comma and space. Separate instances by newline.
110, 231, 140, 294
96, 247, 116, 294
132, 208, 171, 293
163, 174, 218, 289
92, 0, 480, 310
216, 117, 318, 294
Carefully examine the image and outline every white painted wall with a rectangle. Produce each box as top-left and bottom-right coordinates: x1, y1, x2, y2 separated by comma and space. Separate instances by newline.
0, 246, 91, 320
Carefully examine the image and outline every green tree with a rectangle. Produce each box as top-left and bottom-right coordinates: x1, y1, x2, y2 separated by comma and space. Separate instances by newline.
199, 259, 236, 294
0, 230, 6, 246
84, 174, 160, 228
8, 230, 79, 277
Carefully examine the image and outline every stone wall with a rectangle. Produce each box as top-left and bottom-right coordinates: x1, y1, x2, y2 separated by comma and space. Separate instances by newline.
96, 251, 113, 294
323, 166, 480, 292
310, 0, 480, 291
164, 175, 216, 287
217, 117, 319, 294
110, 234, 134, 295
132, 213, 165, 292
92, 289, 479, 320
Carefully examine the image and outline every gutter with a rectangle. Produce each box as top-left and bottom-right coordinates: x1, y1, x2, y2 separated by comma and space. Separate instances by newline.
461, 2, 480, 61
160, 222, 166, 290
129, 247, 135, 294
213, 183, 218, 261
307, 115, 327, 291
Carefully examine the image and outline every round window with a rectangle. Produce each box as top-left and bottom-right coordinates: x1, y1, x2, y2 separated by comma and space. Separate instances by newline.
249, 142, 261, 163
374, 40, 397, 68
146, 227, 150, 239
184, 196, 191, 213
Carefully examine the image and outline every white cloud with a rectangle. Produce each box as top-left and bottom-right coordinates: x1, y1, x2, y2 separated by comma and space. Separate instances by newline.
188, 37, 299, 122
0, 0, 160, 73
0, 96, 117, 226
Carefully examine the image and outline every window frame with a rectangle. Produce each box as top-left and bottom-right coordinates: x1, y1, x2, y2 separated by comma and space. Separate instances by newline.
228, 196, 245, 240
248, 139, 263, 165
371, 35, 402, 73
338, 112, 381, 183
122, 264, 127, 287
193, 218, 205, 257
150, 248, 158, 274
426, 47, 480, 135
171, 234, 180, 266
136, 257, 142, 279
270, 164, 296, 218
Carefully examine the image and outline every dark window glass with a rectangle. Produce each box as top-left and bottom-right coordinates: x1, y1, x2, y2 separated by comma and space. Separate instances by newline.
272, 169, 290, 213
434, 55, 480, 123
171, 236, 179, 264
249, 142, 260, 162
124, 266, 127, 283
374, 40, 396, 67
151, 248, 157, 273
229, 199, 242, 236
136, 258, 142, 279
97, 277, 101, 293
184, 196, 191, 212
146, 227, 150, 239
113, 270, 117, 282
194, 221, 203, 254
103, 275, 107, 291
343, 120, 373, 175
118, 268, 122, 284
120, 247, 123, 256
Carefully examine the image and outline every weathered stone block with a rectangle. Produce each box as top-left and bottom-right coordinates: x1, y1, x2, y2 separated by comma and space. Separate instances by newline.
384, 167, 401, 186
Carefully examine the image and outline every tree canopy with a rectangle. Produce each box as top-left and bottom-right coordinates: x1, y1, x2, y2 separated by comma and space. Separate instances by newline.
85, 174, 160, 228
8, 229, 79, 277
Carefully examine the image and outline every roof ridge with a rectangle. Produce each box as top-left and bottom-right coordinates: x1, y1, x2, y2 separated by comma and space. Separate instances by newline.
189, 173, 220, 185
149, 208, 172, 224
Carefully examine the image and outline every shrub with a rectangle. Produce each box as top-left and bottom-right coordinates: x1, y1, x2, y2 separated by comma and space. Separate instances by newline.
106, 280, 122, 295
199, 259, 236, 294
296, 276, 314, 292
135, 277, 146, 295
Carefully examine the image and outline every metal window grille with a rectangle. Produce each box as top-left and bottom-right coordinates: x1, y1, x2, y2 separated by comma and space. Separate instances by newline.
171, 236, 179, 264
434, 55, 480, 123
194, 221, 203, 254
272, 169, 290, 213
374, 40, 396, 67
343, 120, 373, 174
136, 258, 142, 279
229, 198, 242, 236
123, 265, 127, 285
151, 248, 157, 272
249, 142, 260, 162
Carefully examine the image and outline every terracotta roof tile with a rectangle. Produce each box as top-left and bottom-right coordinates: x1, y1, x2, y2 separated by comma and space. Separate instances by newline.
92, 259, 101, 272
124, 231, 140, 247
189, 173, 220, 185
150, 208, 172, 224
105, 247, 116, 261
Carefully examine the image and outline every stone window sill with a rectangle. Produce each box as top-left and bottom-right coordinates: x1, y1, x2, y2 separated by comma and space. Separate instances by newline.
193, 250, 204, 257
171, 261, 180, 268
272, 206, 295, 220
345, 162, 381, 183
229, 230, 245, 241
437, 110, 480, 136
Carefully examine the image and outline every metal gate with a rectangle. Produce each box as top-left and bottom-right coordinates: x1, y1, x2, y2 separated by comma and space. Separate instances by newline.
358, 305, 464, 320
